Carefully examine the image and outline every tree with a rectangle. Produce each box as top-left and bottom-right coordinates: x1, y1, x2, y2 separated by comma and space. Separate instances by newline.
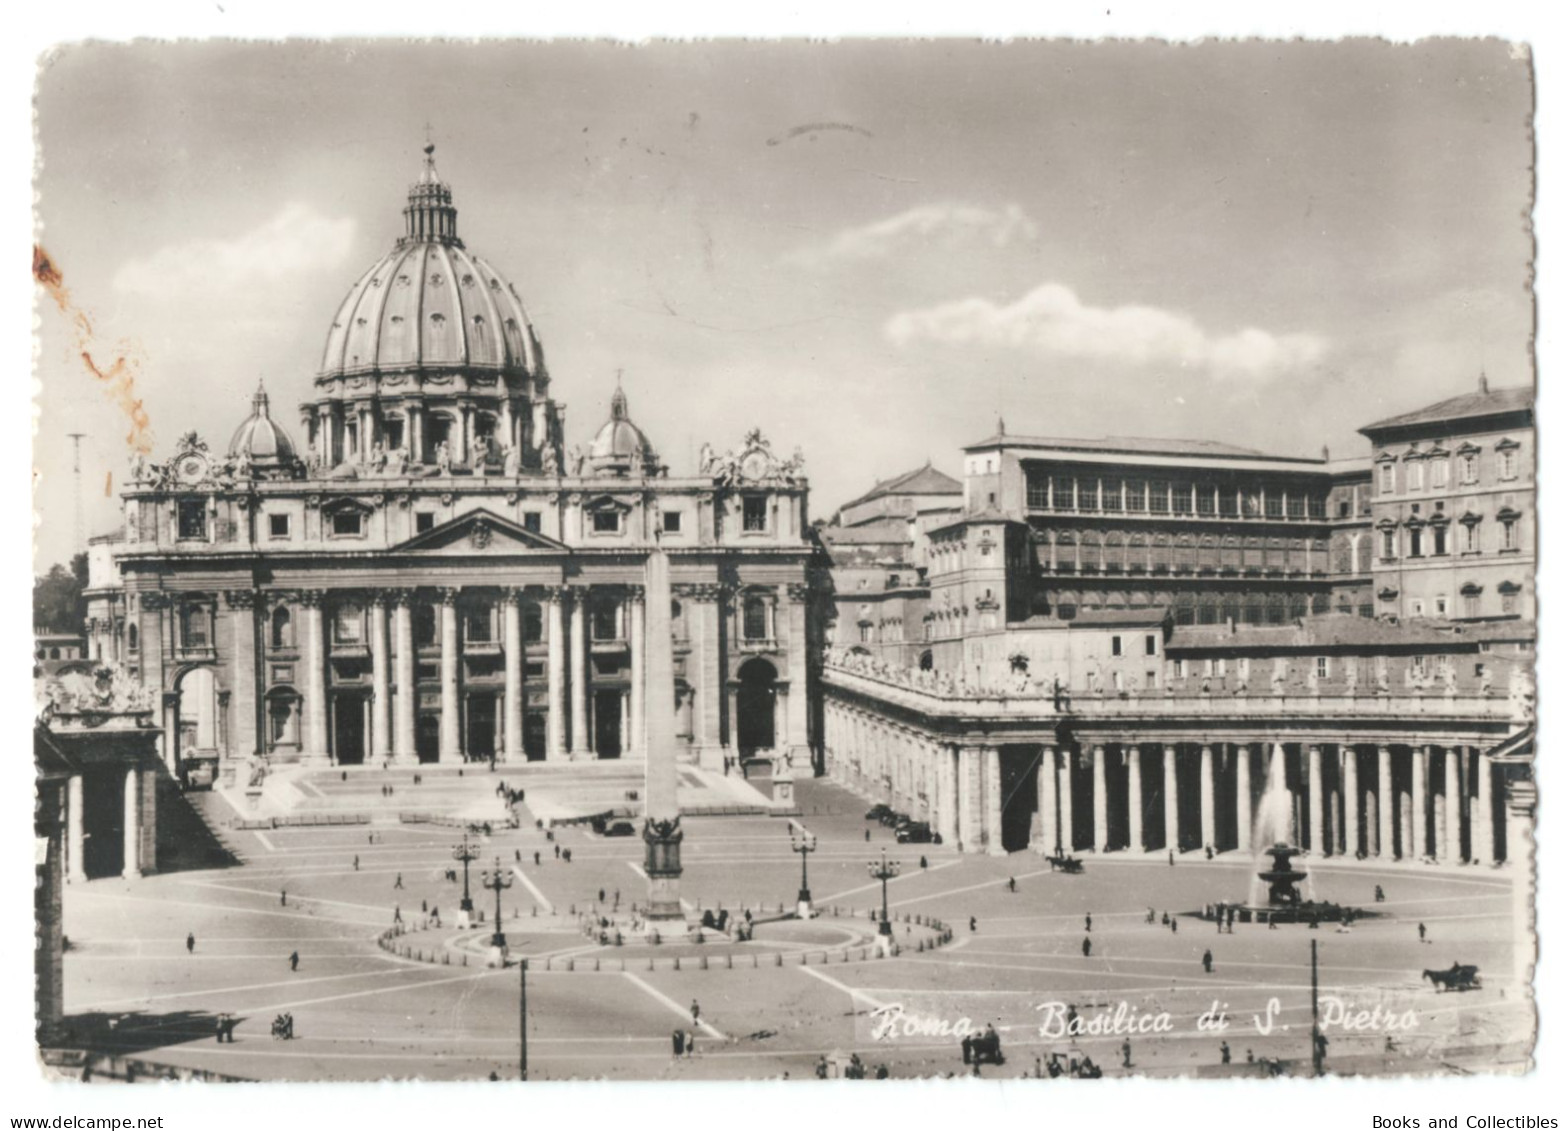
33, 552, 88, 635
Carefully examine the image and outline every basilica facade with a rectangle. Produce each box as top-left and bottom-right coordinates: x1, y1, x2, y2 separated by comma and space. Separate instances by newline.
85, 150, 816, 782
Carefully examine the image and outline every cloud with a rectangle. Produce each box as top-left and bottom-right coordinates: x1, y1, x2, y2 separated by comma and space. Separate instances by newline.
787, 203, 1037, 266
885, 282, 1328, 381
112, 203, 356, 297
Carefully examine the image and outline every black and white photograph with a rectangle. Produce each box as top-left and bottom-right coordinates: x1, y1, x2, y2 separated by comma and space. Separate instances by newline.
22, 27, 1546, 1105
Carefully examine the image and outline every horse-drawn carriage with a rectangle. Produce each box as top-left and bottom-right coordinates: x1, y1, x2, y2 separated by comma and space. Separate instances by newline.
1047, 854, 1084, 874
1424, 963, 1481, 992
964, 1028, 1006, 1066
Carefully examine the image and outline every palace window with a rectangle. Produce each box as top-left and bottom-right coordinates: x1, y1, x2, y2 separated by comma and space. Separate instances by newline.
1379, 464, 1395, 494
1111, 635, 1123, 657
1125, 480, 1147, 512
271, 606, 294, 649
743, 595, 770, 641
1462, 520, 1480, 553
1431, 459, 1449, 489
1101, 478, 1122, 513
1316, 656, 1330, 679
1501, 590, 1518, 615
1462, 589, 1482, 618
415, 512, 436, 533
1500, 517, 1518, 551
1407, 460, 1424, 491
1307, 494, 1326, 519
523, 512, 542, 533
1432, 525, 1448, 556
742, 495, 768, 533
414, 604, 437, 648
1499, 446, 1518, 480
179, 604, 211, 651
1172, 482, 1193, 516
1218, 488, 1239, 518
592, 600, 621, 642
663, 510, 683, 533
1408, 527, 1423, 558
1148, 480, 1170, 515
1435, 593, 1449, 617
177, 499, 207, 540
523, 603, 543, 643
1050, 475, 1075, 511
1196, 485, 1216, 517
1145, 634, 1158, 656
592, 510, 623, 534
1459, 452, 1479, 484
1381, 528, 1397, 559
331, 511, 365, 537
1408, 598, 1425, 619
333, 602, 364, 645
268, 513, 291, 539
1080, 478, 1101, 511
1264, 491, 1284, 519
1287, 493, 1306, 520
466, 608, 494, 644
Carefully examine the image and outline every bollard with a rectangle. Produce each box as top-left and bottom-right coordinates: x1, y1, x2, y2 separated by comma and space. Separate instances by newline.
463, 954, 468, 966
567, 959, 574, 972
444, 952, 450, 965
593, 958, 600, 972
532, 906, 538, 918
648, 958, 655, 972
751, 954, 758, 969
700, 956, 708, 971
775, 952, 783, 967
726, 955, 733, 969
673, 957, 681, 971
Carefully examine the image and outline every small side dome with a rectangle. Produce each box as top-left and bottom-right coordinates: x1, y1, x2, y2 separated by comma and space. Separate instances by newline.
228, 382, 298, 475
588, 383, 660, 478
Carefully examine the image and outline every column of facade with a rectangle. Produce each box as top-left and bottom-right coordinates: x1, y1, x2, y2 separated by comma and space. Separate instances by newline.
1126, 743, 1144, 852
1377, 745, 1394, 859
568, 587, 588, 758
1411, 745, 1429, 859
1199, 744, 1216, 851
1343, 744, 1360, 856
1444, 746, 1463, 862
694, 587, 725, 760
224, 590, 259, 762
502, 589, 523, 763
936, 743, 961, 847
1037, 745, 1060, 854
1162, 745, 1179, 851
1235, 743, 1253, 854
302, 591, 328, 762
122, 768, 141, 879
67, 775, 85, 883
369, 594, 391, 764
983, 746, 1004, 855
392, 593, 416, 763
1476, 749, 1496, 865
784, 584, 810, 760
1091, 745, 1108, 853
1059, 748, 1077, 851
957, 746, 984, 852
438, 589, 460, 763
546, 588, 567, 760
628, 589, 645, 758
1307, 745, 1324, 855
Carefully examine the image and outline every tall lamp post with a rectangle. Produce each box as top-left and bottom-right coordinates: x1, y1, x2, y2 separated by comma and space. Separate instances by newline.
789, 821, 817, 918
481, 856, 513, 967
453, 833, 478, 928
866, 848, 902, 940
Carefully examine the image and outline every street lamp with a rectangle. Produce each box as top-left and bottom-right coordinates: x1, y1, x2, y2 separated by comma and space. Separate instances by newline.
453, 833, 479, 925
789, 821, 817, 918
481, 855, 513, 964
866, 848, 902, 937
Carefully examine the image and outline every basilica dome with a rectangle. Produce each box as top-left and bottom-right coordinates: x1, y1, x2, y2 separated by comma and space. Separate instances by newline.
228, 383, 297, 472
588, 385, 661, 477
316, 147, 545, 382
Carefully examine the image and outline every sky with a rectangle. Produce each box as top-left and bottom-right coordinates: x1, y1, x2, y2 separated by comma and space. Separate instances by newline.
30, 39, 1535, 569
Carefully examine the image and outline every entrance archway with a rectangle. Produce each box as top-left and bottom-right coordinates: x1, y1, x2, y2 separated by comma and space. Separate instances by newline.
332, 693, 367, 765
176, 667, 220, 770
735, 658, 778, 754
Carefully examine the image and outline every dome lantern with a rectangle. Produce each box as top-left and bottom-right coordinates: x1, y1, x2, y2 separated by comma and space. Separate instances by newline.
399, 144, 461, 248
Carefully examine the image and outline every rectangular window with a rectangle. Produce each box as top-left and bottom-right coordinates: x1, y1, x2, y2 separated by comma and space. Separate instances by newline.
859, 624, 872, 643
1435, 594, 1449, 617
1500, 518, 1518, 551
1460, 453, 1479, 483
1409, 598, 1425, 619
742, 495, 768, 532
1175, 659, 1187, 678
1463, 593, 1481, 618
1148, 480, 1170, 515
1124, 480, 1146, 512
1412, 655, 1428, 678
1463, 521, 1479, 552
1432, 525, 1448, 556
1264, 491, 1284, 519
1111, 635, 1122, 657
1287, 493, 1306, 519
1499, 449, 1518, 480
1171, 482, 1193, 516
1431, 460, 1449, 489
333, 605, 363, 644
1408, 461, 1424, 491
1196, 486, 1216, 517
1101, 478, 1122, 512
1307, 495, 1326, 519
1080, 478, 1100, 511
1051, 475, 1075, 511
662, 510, 683, 533
1381, 528, 1398, 559
331, 511, 364, 537
177, 500, 207, 540
1316, 656, 1330, 679
592, 602, 620, 641
592, 510, 622, 534
1408, 527, 1423, 557
1501, 591, 1518, 615
1218, 489, 1239, 518
1380, 464, 1395, 494
466, 611, 493, 643
415, 512, 435, 533
1145, 634, 1157, 656
1025, 473, 1051, 510
522, 512, 542, 533
268, 513, 291, 539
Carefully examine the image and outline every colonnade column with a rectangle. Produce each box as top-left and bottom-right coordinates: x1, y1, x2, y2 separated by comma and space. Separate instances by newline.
438, 589, 460, 763
1235, 744, 1253, 854
984, 747, 1004, 856
628, 589, 645, 758
1412, 746, 1429, 860
1377, 745, 1394, 859
1126, 744, 1144, 853
67, 775, 85, 883
936, 743, 960, 847
1444, 746, 1463, 862
1476, 749, 1495, 865
546, 588, 566, 760
568, 588, 588, 758
502, 590, 523, 763
122, 768, 141, 879
1199, 744, 1216, 851
369, 594, 390, 764
957, 746, 984, 852
1091, 745, 1107, 853
392, 593, 416, 764
1162, 745, 1178, 852
1060, 749, 1076, 852
1307, 745, 1324, 855
1038, 746, 1060, 855
1343, 744, 1360, 856
302, 591, 328, 762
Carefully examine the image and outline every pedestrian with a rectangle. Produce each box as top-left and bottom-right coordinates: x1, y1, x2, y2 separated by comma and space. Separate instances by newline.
614, 889, 620, 910
554, 844, 560, 859
686, 1031, 696, 1058
289, 951, 299, 972
672, 1028, 685, 1058
394, 905, 403, 924
1202, 948, 1213, 974
919, 855, 928, 869
690, 999, 701, 1024
1205, 845, 1214, 860
1161, 910, 1169, 925
1171, 917, 1178, 934
422, 899, 428, 913
394, 872, 404, 889
1121, 1038, 1133, 1068
515, 849, 521, 863
281, 889, 287, 906
598, 888, 606, 904
563, 848, 572, 863
534, 851, 541, 866
1007, 877, 1016, 893
1418, 922, 1427, 942
187, 932, 195, 954
1085, 912, 1092, 932
1217, 911, 1224, 934
369, 832, 375, 845
969, 916, 978, 932
1221, 1041, 1231, 1065
1375, 884, 1386, 903
1246, 1049, 1254, 1064
865, 828, 871, 842
961, 1034, 973, 1065
341, 770, 347, 782
1082, 935, 1092, 958
1168, 849, 1175, 866
353, 855, 360, 871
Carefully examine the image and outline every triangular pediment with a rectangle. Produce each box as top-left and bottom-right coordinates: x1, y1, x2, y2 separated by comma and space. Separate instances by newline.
392, 508, 570, 554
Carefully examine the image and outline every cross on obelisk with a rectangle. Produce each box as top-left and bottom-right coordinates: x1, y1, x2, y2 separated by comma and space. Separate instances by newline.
641, 537, 685, 933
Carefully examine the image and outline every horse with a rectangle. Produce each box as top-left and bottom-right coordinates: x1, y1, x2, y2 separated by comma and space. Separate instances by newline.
1423, 964, 1481, 992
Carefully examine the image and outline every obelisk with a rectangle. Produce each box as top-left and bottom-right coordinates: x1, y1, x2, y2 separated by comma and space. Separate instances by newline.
641, 541, 685, 932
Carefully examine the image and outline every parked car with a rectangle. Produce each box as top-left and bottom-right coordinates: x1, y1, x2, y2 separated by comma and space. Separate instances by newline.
604, 820, 637, 838
865, 804, 893, 822
896, 822, 941, 845
881, 810, 909, 828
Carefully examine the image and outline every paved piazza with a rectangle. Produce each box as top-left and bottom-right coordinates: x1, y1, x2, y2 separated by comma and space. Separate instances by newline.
59, 772, 1528, 1081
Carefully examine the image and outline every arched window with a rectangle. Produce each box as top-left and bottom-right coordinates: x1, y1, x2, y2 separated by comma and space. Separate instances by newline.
1127, 533, 1148, 573
1080, 531, 1102, 573
1056, 530, 1078, 573
743, 595, 769, 641
1174, 535, 1196, 573
180, 604, 212, 651
271, 606, 293, 649
1151, 534, 1172, 573
1103, 532, 1125, 572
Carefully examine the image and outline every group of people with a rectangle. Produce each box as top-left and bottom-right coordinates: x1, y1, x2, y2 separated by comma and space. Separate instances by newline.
270, 1013, 296, 1040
